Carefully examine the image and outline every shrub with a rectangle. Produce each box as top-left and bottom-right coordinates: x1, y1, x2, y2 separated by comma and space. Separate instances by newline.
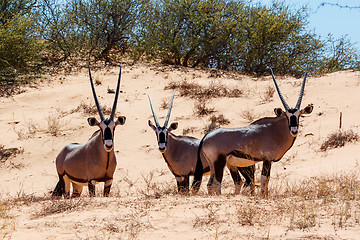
320, 129, 359, 151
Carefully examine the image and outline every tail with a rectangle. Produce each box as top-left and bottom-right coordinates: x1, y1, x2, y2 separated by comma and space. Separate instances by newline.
51, 181, 63, 197
191, 136, 205, 193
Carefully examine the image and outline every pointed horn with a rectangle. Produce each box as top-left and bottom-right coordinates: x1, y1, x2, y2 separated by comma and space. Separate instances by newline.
270, 68, 290, 111
164, 90, 175, 127
295, 72, 307, 110
88, 64, 105, 121
148, 94, 160, 127
110, 65, 122, 120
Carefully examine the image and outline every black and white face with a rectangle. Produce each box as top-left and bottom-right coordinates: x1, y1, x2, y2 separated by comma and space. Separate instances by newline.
149, 120, 178, 153
274, 104, 313, 137
88, 116, 126, 152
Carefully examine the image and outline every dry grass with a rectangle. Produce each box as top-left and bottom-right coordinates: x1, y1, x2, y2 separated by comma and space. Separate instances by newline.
240, 109, 259, 123
46, 115, 62, 136
320, 129, 359, 151
165, 80, 243, 100
70, 101, 112, 116
260, 85, 275, 103
203, 114, 230, 134
194, 102, 215, 117
0, 145, 22, 163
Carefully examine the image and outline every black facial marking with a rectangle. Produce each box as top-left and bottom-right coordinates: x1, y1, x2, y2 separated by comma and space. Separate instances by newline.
289, 115, 298, 127
159, 131, 166, 143
104, 127, 112, 140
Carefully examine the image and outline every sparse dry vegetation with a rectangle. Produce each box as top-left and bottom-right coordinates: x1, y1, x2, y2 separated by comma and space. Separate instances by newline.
165, 80, 243, 100
203, 114, 230, 134
320, 129, 359, 151
194, 102, 215, 117
240, 109, 259, 123
46, 115, 62, 136
0, 145, 21, 163
70, 101, 112, 116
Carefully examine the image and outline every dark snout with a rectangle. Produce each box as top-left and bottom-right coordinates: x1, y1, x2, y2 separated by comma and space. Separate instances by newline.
289, 115, 299, 137
158, 132, 166, 153
104, 127, 114, 152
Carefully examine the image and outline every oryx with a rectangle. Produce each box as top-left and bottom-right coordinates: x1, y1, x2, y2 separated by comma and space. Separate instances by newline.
148, 91, 253, 193
192, 69, 313, 196
52, 66, 126, 198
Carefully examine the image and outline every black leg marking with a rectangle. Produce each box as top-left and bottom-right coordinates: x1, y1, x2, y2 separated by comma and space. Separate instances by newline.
104, 184, 111, 197
229, 168, 241, 186
261, 160, 272, 178
239, 165, 255, 188
214, 155, 226, 184
177, 175, 189, 193
88, 181, 96, 197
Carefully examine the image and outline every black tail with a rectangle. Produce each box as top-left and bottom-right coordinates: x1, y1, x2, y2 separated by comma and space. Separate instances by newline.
51, 181, 63, 197
191, 136, 205, 193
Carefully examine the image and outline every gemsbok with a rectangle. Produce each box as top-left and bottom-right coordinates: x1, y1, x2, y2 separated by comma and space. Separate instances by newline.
52, 66, 126, 198
192, 68, 313, 196
148, 91, 252, 193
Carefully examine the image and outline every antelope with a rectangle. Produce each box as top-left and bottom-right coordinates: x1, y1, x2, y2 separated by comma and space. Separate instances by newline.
148, 91, 251, 193
192, 69, 313, 196
52, 66, 126, 198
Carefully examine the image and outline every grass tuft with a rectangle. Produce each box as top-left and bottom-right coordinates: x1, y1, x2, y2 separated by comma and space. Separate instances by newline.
320, 129, 359, 151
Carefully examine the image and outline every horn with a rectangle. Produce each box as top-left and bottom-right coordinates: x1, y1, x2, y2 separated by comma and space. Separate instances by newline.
148, 94, 160, 127
270, 68, 290, 111
295, 72, 307, 110
88, 64, 105, 121
164, 90, 175, 127
110, 65, 122, 120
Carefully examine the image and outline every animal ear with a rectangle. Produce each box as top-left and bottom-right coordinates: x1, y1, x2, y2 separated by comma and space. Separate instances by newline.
301, 104, 314, 115
87, 117, 99, 126
274, 108, 284, 117
116, 116, 126, 126
148, 120, 157, 131
169, 122, 178, 131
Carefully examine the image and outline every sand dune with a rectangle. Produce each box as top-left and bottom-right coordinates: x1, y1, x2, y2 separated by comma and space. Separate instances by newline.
0, 63, 359, 239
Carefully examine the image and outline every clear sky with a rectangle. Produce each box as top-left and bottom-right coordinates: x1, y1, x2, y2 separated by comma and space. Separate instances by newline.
253, 0, 360, 49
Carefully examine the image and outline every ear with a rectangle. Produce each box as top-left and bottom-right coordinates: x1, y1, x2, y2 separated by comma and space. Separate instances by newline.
148, 120, 157, 131
301, 104, 314, 115
115, 116, 126, 126
168, 122, 178, 131
274, 108, 284, 117
87, 117, 99, 126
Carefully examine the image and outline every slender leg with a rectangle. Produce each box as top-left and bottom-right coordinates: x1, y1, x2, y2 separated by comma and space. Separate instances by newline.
63, 175, 71, 199
228, 164, 242, 194
72, 183, 83, 198
176, 176, 189, 193
52, 174, 65, 197
213, 155, 226, 195
103, 179, 113, 197
88, 180, 96, 197
261, 160, 272, 197
238, 165, 255, 194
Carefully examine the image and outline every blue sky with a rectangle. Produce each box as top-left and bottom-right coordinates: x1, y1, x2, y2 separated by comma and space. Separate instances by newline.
253, 0, 360, 49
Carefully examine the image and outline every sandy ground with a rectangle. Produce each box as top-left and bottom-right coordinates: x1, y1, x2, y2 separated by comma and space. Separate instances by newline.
0, 63, 359, 239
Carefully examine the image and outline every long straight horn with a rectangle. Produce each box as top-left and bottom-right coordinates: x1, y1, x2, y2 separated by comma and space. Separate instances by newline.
148, 94, 160, 127
295, 73, 307, 110
110, 65, 122, 120
270, 68, 290, 111
88, 65, 105, 121
164, 90, 175, 127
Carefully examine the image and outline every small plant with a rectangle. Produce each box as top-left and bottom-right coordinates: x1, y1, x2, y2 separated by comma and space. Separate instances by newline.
320, 129, 359, 151
71, 101, 112, 116
182, 127, 196, 135
46, 115, 62, 136
0, 145, 21, 162
194, 102, 215, 117
260, 85, 275, 102
203, 114, 230, 134
240, 109, 258, 123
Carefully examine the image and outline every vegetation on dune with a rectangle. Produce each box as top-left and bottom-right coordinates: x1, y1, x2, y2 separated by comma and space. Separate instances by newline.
0, 0, 359, 95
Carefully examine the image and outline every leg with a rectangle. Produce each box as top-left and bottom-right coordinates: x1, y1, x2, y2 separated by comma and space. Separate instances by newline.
212, 155, 227, 195
227, 164, 242, 194
71, 183, 83, 198
88, 180, 96, 197
176, 175, 189, 193
261, 160, 272, 197
63, 175, 71, 198
103, 179, 113, 197
238, 165, 255, 194
52, 174, 65, 197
